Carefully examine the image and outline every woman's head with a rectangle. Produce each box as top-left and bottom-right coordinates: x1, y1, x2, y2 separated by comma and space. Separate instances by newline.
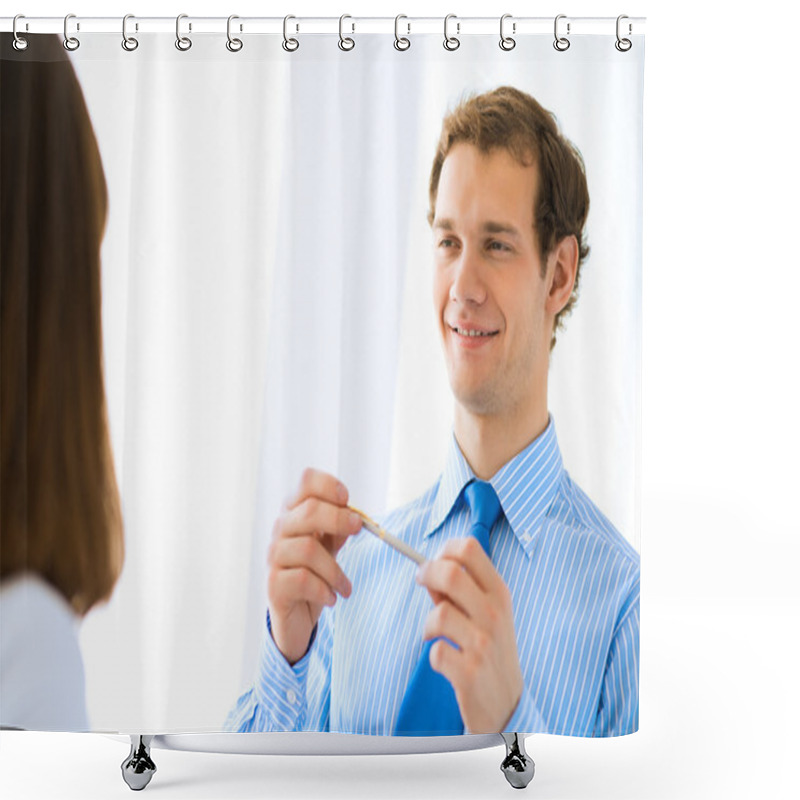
1, 34, 123, 615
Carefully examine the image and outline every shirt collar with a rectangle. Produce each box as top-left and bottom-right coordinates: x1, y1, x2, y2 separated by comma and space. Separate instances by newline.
426, 416, 564, 559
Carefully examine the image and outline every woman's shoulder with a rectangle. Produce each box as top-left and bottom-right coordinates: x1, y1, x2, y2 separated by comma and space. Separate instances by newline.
0, 573, 89, 731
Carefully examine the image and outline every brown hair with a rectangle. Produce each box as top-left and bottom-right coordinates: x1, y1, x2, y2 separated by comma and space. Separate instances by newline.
1, 34, 124, 615
428, 86, 591, 348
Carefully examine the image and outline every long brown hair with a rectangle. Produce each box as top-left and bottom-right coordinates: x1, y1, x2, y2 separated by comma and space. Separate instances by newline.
1, 34, 124, 615
429, 86, 591, 348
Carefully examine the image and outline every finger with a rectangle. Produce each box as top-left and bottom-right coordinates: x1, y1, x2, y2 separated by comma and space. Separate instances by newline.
427, 637, 464, 690
423, 600, 474, 652
279, 498, 363, 544
269, 567, 338, 610
269, 536, 352, 598
284, 467, 349, 511
416, 555, 485, 621
318, 529, 356, 561
438, 536, 505, 595
425, 587, 446, 606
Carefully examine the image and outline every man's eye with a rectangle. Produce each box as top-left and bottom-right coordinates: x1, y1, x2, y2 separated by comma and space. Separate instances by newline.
438, 238, 457, 248
488, 240, 511, 252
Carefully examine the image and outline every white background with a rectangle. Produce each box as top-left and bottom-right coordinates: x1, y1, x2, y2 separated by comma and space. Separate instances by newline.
1, 1, 798, 799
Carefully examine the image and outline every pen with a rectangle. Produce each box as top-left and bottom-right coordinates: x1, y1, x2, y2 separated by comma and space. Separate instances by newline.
348, 505, 427, 566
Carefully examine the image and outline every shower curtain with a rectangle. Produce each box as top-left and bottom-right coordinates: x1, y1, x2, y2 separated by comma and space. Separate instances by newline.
1, 17, 644, 737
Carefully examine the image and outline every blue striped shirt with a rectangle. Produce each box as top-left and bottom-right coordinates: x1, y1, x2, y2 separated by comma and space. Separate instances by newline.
226, 418, 640, 736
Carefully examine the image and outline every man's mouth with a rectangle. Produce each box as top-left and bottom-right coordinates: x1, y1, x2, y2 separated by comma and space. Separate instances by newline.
450, 324, 499, 338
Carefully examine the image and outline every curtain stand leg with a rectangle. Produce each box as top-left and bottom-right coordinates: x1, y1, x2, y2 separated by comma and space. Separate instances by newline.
500, 732, 535, 789
121, 735, 156, 791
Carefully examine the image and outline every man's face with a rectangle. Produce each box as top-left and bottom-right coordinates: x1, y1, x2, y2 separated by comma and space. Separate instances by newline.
432, 143, 552, 419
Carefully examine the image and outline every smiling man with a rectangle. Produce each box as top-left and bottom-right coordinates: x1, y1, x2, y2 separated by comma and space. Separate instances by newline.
227, 87, 640, 738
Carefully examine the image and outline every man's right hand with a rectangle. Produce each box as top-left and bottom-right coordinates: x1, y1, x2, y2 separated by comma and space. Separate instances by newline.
267, 468, 363, 665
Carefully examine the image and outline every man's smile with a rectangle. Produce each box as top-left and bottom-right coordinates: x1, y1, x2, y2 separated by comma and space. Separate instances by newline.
449, 324, 499, 338
448, 323, 501, 349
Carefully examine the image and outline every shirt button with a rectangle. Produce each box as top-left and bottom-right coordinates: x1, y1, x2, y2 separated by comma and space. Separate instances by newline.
286, 689, 297, 705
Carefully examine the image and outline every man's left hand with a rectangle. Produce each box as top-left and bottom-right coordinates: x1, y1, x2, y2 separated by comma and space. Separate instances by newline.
415, 537, 523, 733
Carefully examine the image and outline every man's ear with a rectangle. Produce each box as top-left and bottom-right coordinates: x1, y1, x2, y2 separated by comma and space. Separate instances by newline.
545, 235, 579, 317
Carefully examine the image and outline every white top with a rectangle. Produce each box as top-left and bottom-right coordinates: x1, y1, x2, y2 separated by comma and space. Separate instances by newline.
0, 573, 89, 731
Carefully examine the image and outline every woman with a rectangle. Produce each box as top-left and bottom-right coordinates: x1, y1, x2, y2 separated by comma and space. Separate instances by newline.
1, 33, 124, 731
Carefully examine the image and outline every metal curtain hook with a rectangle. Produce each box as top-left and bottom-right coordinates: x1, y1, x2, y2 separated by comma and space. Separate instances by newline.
616, 15, 632, 51
283, 15, 299, 52
338, 14, 355, 51
394, 14, 410, 51
12, 14, 28, 51
554, 14, 570, 51
176, 13, 192, 51
64, 14, 80, 51
226, 15, 243, 52
444, 14, 460, 51
499, 14, 516, 51
122, 14, 139, 51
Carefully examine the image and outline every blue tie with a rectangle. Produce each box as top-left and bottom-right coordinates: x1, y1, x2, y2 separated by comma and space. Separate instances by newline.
394, 480, 502, 736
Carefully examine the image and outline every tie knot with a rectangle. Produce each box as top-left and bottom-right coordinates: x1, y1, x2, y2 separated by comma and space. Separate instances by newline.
464, 480, 502, 534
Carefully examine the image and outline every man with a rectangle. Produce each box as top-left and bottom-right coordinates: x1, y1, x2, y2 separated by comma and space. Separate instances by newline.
226, 86, 639, 737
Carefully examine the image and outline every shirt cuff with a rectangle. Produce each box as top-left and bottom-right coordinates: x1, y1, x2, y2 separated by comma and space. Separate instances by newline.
254, 612, 316, 730
502, 685, 546, 734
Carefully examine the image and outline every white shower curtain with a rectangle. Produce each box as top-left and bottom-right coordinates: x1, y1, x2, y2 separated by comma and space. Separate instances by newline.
58, 28, 644, 732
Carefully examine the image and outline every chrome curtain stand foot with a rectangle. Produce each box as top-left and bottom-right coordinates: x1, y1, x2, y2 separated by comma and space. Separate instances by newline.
500, 733, 535, 789
121, 735, 157, 791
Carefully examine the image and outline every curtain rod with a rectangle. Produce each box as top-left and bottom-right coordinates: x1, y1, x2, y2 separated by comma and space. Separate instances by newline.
1, 16, 646, 37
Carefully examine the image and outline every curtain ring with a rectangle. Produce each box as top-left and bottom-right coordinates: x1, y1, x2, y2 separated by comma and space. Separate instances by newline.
176, 13, 192, 51
226, 15, 243, 52
122, 14, 139, 51
443, 14, 460, 51
615, 15, 632, 52
282, 15, 299, 52
499, 14, 515, 51
394, 14, 410, 51
63, 14, 80, 51
339, 14, 355, 51
12, 15, 28, 51
553, 14, 570, 51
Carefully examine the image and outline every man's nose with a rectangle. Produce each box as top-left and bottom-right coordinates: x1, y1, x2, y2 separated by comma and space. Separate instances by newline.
449, 247, 487, 306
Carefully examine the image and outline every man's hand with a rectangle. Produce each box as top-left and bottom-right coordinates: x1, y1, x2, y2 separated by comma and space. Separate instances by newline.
415, 537, 523, 733
267, 468, 363, 665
